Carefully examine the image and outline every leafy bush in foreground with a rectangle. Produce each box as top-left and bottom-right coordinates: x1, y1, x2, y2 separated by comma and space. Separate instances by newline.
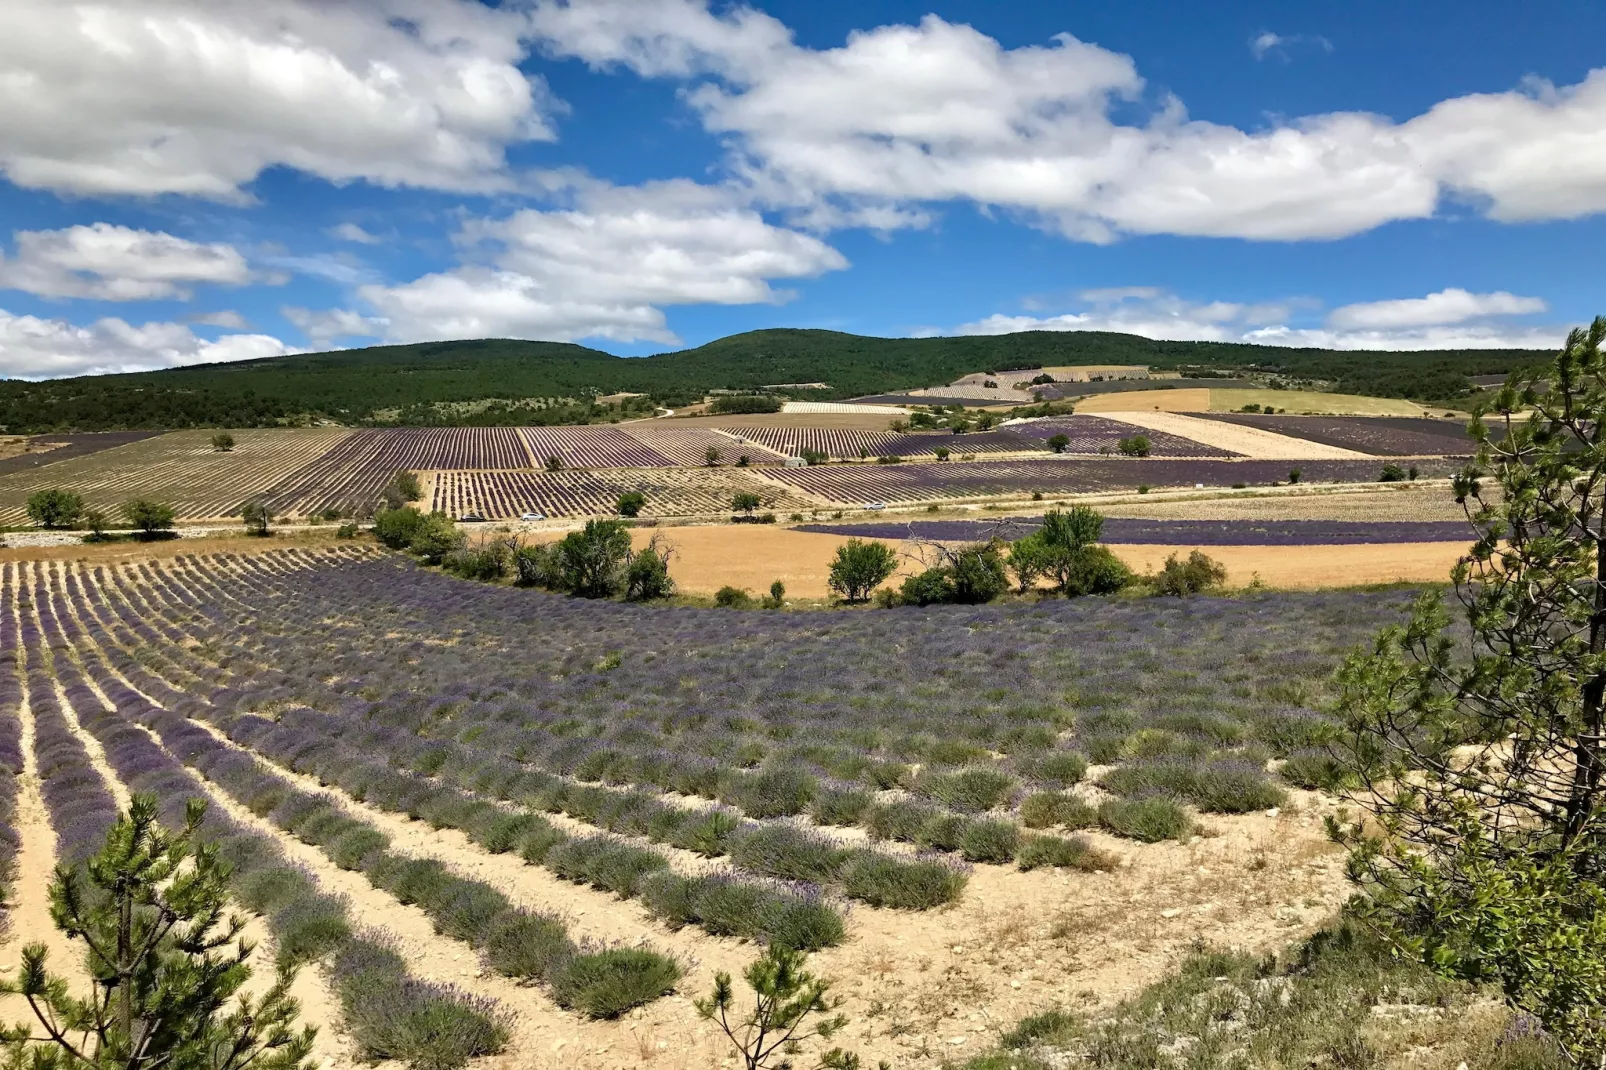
1097, 797, 1192, 842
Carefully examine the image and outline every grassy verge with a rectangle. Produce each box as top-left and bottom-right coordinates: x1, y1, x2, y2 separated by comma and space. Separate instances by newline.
958, 923, 1566, 1070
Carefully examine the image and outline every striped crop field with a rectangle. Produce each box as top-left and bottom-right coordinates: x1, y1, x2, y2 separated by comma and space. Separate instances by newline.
260, 427, 531, 517
518, 426, 672, 469
1009, 415, 1238, 457
616, 424, 788, 466
761, 456, 1461, 505
429, 466, 819, 518
716, 425, 905, 460
0, 546, 1405, 1065
0, 428, 353, 523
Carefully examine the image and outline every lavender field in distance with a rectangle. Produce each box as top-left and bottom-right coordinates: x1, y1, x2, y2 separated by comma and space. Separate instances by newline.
798, 516, 1476, 545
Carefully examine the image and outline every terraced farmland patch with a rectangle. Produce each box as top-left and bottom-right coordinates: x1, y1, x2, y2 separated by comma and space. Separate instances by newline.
428, 466, 818, 518
518, 426, 671, 469
1195, 414, 1477, 456
717, 425, 905, 460
616, 423, 787, 466
0, 428, 353, 523
799, 516, 1474, 545
761, 456, 1458, 504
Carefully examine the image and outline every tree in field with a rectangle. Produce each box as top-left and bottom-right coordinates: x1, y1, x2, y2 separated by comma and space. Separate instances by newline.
705, 446, 722, 467
1117, 434, 1151, 457
83, 509, 110, 542
239, 500, 270, 537
827, 539, 897, 603
406, 512, 462, 565
543, 456, 564, 473
933, 446, 950, 462
0, 795, 314, 1070
624, 534, 675, 602
554, 519, 633, 598
210, 433, 235, 452
120, 500, 176, 540
1046, 433, 1070, 454
1009, 507, 1130, 596
1331, 316, 1606, 1060
616, 491, 647, 518
732, 492, 762, 515
26, 489, 84, 530
696, 945, 879, 1070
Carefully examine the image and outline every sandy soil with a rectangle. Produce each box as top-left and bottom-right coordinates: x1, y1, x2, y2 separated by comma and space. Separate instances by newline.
1097, 411, 1372, 460
1071, 389, 1211, 413
616, 526, 1465, 597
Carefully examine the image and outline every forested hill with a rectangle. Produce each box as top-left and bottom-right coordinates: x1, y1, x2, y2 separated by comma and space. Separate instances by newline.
0, 328, 1549, 432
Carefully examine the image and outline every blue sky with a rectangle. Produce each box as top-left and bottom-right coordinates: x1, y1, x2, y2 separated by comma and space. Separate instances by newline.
1, 0, 1604, 378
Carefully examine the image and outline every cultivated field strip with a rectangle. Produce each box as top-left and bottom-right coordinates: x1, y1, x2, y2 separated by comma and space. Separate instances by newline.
260, 427, 531, 517
518, 426, 673, 469
716, 425, 905, 460
759, 456, 1460, 504
28, 551, 1416, 888
11, 557, 775, 1054
0, 429, 353, 523
1008, 415, 1239, 458
616, 423, 788, 466
2, 562, 507, 1070
1194, 413, 1478, 456
1097, 411, 1371, 460
0, 431, 163, 477
427, 467, 820, 518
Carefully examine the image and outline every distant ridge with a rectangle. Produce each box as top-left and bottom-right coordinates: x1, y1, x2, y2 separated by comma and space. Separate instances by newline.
0, 327, 1547, 433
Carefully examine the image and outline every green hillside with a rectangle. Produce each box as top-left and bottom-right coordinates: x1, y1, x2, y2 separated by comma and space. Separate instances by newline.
0, 328, 1548, 432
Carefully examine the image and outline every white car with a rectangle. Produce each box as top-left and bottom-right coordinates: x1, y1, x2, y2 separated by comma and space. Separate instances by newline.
865, 502, 887, 510
519, 512, 546, 521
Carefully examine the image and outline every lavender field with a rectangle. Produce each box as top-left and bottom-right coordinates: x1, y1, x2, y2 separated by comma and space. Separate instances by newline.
799, 516, 1475, 545
0, 546, 1416, 1065
1195, 414, 1477, 456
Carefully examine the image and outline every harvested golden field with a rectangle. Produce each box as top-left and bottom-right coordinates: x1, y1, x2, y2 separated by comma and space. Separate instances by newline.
1207, 389, 1447, 416
1069, 388, 1212, 412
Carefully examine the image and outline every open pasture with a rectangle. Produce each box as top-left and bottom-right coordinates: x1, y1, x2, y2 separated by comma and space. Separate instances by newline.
1196, 413, 1477, 456
428, 465, 819, 518
0, 547, 1413, 1065
0, 428, 353, 523
759, 456, 1459, 505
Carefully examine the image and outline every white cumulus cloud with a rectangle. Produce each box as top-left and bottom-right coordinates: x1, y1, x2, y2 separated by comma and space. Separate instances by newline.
0, 0, 558, 200
341, 178, 847, 345
0, 308, 292, 378
0, 224, 253, 301
528, 3, 1606, 242
950, 287, 1561, 351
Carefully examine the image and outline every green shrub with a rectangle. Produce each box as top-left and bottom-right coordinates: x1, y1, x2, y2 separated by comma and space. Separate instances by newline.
949, 541, 1010, 603
730, 825, 849, 883
26, 488, 85, 529
328, 826, 390, 870
552, 946, 683, 1019
473, 812, 539, 855
665, 809, 742, 857
1280, 749, 1358, 791
616, 490, 647, 517
1101, 759, 1287, 813
720, 766, 816, 818
1153, 549, 1228, 596
1098, 797, 1193, 842
898, 567, 955, 606
1021, 751, 1089, 788
1016, 834, 1114, 872
515, 822, 569, 865
624, 539, 674, 601
958, 819, 1021, 863
1019, 791, 1098, 830
373, 506, 427, 549
408, 512, 463, 565
639, 873, 845, 950
481, 910, 574, 981
827, 538, 898, 602
1060, 544, 1134, 596
121, 498, 176, 538
839, 854, 968, 909
809, 786, 872, 826
865, 799, 938, 842
918, 766, 1017, 812
714, 585, 753, 608
273, 894, 353, 966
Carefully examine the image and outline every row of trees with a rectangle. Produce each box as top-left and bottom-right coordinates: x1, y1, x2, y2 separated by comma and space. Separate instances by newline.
25, 489, 176, 539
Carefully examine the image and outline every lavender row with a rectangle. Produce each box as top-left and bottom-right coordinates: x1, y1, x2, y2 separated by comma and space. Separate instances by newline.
797, 516, 1475, 546
14, 567, 511, 1069
1195, 413, 1476, 456
92, 553, 1357, 831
